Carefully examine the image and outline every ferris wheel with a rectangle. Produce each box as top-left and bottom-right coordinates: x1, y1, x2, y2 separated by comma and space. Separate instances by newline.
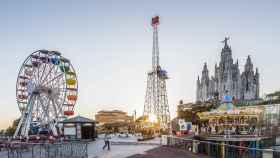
14, 50, 78, 138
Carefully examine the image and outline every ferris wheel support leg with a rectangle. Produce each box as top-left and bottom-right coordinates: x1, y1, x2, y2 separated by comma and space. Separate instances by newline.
13, 112, 25, 138
21, 96, 35, 137
13, 95, 35, 138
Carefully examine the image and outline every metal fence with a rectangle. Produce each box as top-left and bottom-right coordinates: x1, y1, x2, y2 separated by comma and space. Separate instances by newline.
165, 136, 280, 158
1, 142, 88, 158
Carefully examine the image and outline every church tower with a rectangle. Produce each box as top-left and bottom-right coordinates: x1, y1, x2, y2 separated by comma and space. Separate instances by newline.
241, 55, 259, 100
200, 63, 210, 101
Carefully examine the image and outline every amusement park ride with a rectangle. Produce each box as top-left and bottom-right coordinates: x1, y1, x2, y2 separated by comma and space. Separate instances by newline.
14, 50, 78, 138
143, 16, 171, 130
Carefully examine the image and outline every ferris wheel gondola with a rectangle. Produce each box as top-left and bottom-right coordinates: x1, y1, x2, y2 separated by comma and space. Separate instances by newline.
14, 50, 78, 138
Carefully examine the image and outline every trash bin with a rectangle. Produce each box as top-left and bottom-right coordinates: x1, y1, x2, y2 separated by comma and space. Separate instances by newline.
161, 135, 167, 145
192, 140, 199, 154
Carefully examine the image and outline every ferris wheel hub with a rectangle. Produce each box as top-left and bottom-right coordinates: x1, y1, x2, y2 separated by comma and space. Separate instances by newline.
33, 86, 52, 94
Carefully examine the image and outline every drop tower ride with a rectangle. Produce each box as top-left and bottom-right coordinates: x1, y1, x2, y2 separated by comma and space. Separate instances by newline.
143, 16, 170, 129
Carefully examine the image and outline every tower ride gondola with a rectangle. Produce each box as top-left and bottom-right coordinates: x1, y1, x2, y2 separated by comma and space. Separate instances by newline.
14, 50, 78, 138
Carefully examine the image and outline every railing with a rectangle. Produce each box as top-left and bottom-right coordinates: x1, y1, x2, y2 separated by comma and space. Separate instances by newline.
165, 135, 280, 158
0, 142, 88, 158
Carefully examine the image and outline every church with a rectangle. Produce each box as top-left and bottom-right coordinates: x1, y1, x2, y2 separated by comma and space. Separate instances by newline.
196, 38, 260, 102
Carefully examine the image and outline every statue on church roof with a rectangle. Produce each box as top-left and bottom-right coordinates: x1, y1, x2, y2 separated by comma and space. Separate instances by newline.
221, 37, 230, 46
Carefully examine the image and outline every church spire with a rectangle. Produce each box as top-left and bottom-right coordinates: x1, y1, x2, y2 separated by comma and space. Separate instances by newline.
203, 62, 208, 72
246, 55, 252, 64
220, 37, 233, 70
245, 55, 253, 72
255, 67, 259, 76
201, 62, 209, 82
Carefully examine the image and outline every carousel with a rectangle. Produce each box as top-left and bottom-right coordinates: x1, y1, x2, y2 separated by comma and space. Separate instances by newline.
195, 95, 274, 158
197, 95, 264, 136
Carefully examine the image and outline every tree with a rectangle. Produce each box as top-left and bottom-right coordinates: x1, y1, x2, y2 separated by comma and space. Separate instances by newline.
0, 129, 4, 134
5, 118, 20, 136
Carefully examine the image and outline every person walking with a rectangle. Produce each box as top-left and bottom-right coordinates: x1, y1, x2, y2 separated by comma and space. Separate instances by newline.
103, 132, 111, 150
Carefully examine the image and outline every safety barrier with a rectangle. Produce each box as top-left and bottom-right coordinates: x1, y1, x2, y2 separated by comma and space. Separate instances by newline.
1, 142, 88, 158
164, 135, 280, 158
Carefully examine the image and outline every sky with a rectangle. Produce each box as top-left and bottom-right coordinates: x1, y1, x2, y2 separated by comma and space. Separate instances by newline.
0, 0, 280, 129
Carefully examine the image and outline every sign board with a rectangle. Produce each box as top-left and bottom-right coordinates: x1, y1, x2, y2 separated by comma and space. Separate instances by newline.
178, 119, 185, 125
64, 127, 76, 135
186, 122, 192, 131
178, 119, 186, 131
179, 120, 192, 131
180, 123, 187, 131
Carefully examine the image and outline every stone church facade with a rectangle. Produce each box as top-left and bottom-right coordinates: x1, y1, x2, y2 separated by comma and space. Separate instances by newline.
196, 38, 260, 102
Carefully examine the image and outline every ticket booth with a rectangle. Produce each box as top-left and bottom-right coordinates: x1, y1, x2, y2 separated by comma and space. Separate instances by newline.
60, 115, 96, 140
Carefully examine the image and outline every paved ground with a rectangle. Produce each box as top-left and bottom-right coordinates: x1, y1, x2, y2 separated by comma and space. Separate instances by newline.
127, 146, 209, 158
88, 135, 207, 158
87, 135, 160, 158
88, 141, 158, 158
